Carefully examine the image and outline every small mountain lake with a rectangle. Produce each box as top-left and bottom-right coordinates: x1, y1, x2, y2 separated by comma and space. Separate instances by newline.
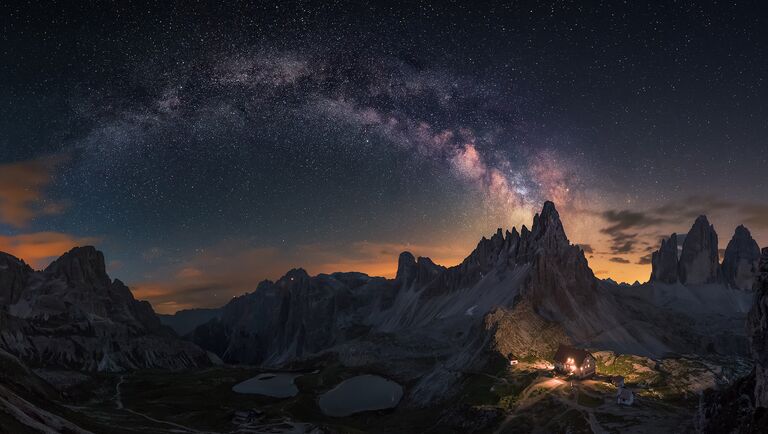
231, 373, 300, 398
318, 375, 403, 417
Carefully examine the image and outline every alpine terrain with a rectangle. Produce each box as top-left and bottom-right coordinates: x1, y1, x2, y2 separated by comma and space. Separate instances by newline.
0, 202, 763, 433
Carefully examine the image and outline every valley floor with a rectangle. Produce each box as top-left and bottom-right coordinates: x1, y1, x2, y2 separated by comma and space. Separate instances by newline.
20, 351, 749, 434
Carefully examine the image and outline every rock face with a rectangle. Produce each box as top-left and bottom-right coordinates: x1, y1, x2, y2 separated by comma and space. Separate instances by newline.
483, 299, 570, 361
191, 269, 381, 365
522, 202, 598, 324
748, 248, 768, 408
722, 226, 761, 290
649, 218, 760, 290
650, 233, 679, 284
0, 347, 93, 433
678, 215, 721, 285
0, 246, 212, 372
697, 248, 768, 433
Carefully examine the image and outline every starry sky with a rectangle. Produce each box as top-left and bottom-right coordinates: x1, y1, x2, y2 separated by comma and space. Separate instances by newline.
1, 1, 766, 312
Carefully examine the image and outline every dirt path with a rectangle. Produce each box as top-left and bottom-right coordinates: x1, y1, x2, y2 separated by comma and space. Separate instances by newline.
113, 374, 207, 434
493, 378, 567, 433
113, 375, 124, 409
493, 379, 611, 434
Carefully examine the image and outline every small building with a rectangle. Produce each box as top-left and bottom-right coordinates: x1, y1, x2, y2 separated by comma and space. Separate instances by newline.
617, 387, 634, 406
553, 344, 596, 378
611, 376, 625, 388
506, 353, 519, 366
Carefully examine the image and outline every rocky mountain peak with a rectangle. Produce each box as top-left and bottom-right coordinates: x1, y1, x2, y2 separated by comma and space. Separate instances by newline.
396, 251, 417, 285
256, 279, 274, 292
649, 218, 761, 290
493, 227, 503, 238
650, 233, 679, 284
44, 246, 112, 289
722, 225, 761, 290
395, 251, 445, 291
0, 251, 28, 268
416, 256, 438, 268
678, 215, 721, 285
507, 227, 520, 246
519, 202, 598, 324
530, 201, 568, 246
277, 268, 310, 288
0, 246, 212, 372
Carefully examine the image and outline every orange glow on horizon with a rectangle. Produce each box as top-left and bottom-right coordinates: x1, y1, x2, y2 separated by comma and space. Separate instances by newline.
0, 225, 657, 316
0, 232, 100, 270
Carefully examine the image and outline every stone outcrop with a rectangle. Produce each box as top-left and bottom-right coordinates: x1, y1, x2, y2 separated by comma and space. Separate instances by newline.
722, 226, 761, 290
483, 299, 570, 361
678, 215, 721, 285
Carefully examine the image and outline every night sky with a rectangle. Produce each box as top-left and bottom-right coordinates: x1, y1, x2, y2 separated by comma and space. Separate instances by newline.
2, 1, 766, 312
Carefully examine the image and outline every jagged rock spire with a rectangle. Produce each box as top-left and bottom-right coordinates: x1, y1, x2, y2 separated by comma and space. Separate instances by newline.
523, 201, 597, 323
678, 215, 721, 285
649, 218, 761, 289
721, 225, 761, 290
650, 233, 679, 284
531, 201, 569, 246
0, 246, 211, 371
394, 251, 444, 290
395, 251, 417, 285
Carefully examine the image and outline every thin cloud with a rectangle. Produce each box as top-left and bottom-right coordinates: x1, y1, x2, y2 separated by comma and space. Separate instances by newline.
653, 196, 768, 230
602, 210, 665, 233
599, 209, 666, 255
0, 155, 68, 227
637, 254, 653, 265
0, 232, 99, 269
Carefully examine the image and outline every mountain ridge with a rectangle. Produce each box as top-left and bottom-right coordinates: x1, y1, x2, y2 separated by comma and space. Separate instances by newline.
0, 246, 214, 372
